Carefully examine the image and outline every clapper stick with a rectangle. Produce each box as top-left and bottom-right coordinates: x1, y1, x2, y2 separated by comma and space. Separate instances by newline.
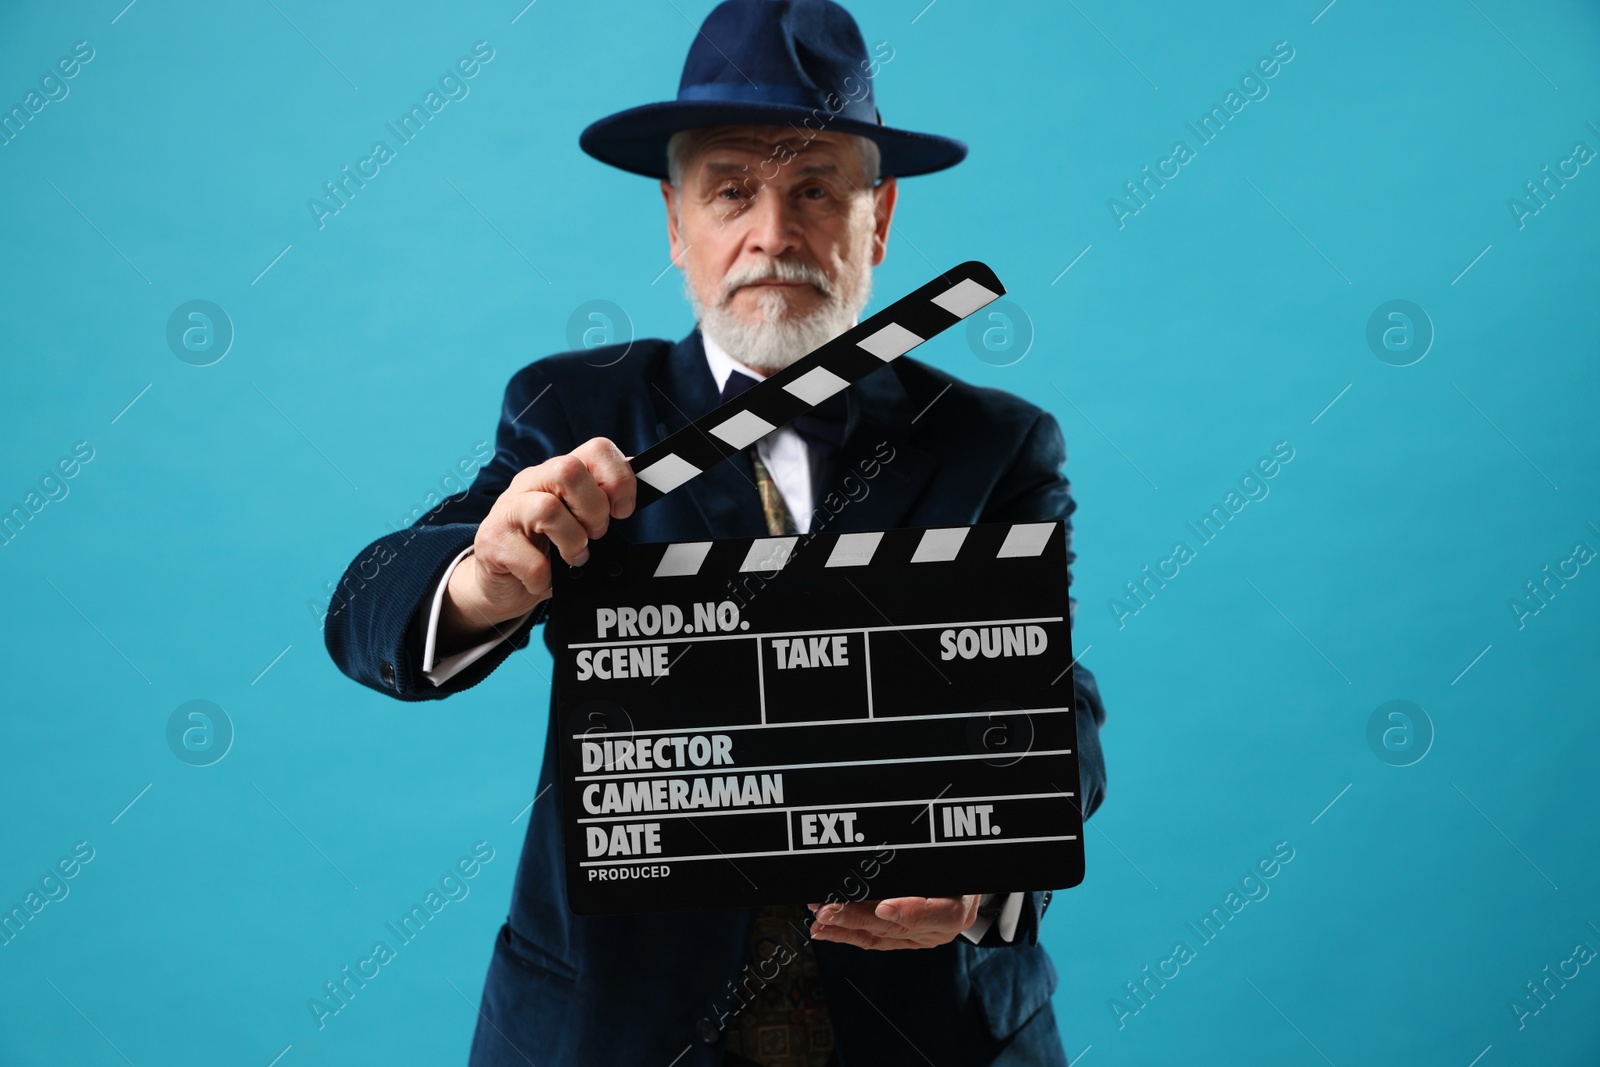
626, 261, 1005, 511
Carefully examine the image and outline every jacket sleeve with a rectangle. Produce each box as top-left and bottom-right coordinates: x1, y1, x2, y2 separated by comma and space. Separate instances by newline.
322, 363, 577, 701
965, 409, 1109, 948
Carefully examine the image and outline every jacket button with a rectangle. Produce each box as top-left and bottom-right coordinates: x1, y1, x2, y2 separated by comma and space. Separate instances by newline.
380, 661, 396, 688
695, 1018, 720, 1044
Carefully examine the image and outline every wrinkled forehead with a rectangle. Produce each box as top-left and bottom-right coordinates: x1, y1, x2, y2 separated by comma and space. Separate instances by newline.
681, 124, 859, 172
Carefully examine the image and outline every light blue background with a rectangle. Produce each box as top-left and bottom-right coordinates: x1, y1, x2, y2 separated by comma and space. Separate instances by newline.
2, 1, 1597, 1064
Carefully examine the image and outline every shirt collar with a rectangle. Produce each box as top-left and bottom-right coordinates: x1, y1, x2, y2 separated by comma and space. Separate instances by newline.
699, 328, 758, 395
699, 318, 861, 394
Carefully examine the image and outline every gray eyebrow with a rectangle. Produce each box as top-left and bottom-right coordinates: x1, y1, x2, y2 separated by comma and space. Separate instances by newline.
697, 158, 846, 180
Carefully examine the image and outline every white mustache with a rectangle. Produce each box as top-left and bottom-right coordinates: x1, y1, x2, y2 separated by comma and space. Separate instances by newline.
719, 259, 833, 304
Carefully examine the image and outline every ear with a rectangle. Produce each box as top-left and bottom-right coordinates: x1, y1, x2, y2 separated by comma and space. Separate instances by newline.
661, 180, 684, 262
869, 177, 898, 267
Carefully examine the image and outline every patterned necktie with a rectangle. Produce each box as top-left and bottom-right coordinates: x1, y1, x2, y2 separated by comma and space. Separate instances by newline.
748, 447, 799, 540
721, 448, 836, 1067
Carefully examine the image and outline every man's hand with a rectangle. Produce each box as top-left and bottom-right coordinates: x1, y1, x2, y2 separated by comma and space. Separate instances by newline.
440, 437, 635, 647
805, 896, 981, 951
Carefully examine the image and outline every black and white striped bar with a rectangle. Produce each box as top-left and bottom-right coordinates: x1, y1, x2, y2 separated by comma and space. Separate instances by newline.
629, 261, 1005, 509
650, 521, 1057, 578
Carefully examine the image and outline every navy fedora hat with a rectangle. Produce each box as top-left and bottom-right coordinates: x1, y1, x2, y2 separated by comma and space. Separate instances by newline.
579, 0, 967, 180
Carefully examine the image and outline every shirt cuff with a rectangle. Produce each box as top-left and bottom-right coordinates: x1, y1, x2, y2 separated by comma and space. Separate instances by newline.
421, 546, 535, 687
960, 892, 1025, 945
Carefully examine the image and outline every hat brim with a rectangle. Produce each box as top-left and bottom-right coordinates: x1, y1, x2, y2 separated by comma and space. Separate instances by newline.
579, 100, 967, 180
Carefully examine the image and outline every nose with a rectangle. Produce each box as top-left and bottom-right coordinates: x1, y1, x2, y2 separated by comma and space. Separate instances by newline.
740, 184, 803, 259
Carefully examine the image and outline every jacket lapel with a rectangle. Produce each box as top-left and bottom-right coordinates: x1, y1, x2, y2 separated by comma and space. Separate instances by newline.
649, 330, 769, 539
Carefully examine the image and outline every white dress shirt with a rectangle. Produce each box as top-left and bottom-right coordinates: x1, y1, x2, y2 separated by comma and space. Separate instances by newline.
699, 330, 820, 533
415, 329, 1022, 944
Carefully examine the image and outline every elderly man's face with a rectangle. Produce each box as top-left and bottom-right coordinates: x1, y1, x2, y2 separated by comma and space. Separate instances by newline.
661, 125, 897, 371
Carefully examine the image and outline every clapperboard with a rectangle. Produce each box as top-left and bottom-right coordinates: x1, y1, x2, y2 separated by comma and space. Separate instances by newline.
551, 262, 1085, 914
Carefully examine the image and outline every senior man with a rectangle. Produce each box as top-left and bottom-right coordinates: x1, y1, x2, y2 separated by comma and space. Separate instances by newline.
324, 1, 1108, 1064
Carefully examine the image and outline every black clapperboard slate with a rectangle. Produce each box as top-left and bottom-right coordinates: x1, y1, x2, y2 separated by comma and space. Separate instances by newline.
551, 262, 1085, 915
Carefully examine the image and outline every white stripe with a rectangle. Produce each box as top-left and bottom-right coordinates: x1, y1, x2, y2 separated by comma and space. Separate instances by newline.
635, 453, 700, 494
579, 790, 1076, 823
757, 637, 766, 723
857, 321, 923, 361
567, 615, 1064, 649
580, 833, 1079, 866
709, 409, 776, 449
931, 278, 1000, 317
654, 542, 713, 577
911, 527, 969, 562
570, 705, 1074, 738
997, 523, 1055, 558
784, 366, 850, 404
863, 631, 873, 717
825, 531, 883, 567
576, 747, 1074, 781
740, 536, 798, 572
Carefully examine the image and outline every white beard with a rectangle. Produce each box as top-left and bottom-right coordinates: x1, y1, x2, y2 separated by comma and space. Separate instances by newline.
687, 255, 874, 373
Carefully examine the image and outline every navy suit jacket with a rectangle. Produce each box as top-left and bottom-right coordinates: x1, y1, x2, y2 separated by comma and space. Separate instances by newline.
325, 329, 1109, 1066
